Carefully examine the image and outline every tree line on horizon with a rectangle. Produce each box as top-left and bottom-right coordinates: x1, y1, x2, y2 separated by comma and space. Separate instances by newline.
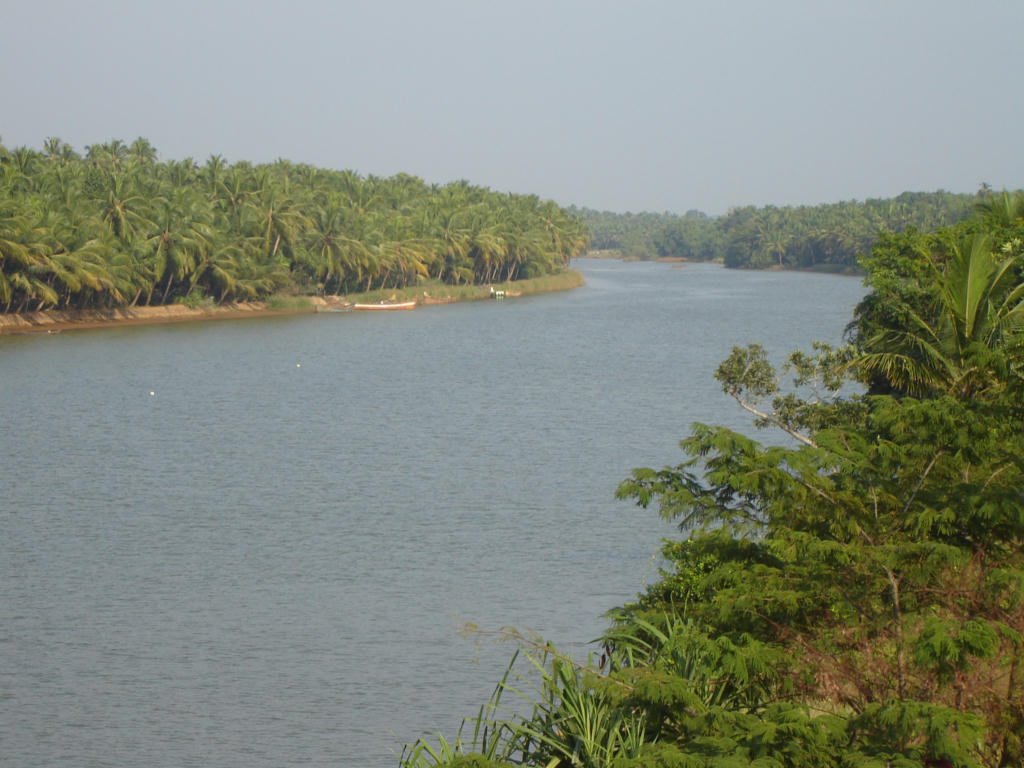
575, 189, 998, 270
402, 196, 1024, 766
0, 137, 588, 313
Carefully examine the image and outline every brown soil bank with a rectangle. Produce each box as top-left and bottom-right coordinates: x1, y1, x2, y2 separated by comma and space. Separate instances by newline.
0, 269, 584, 336
0, 300, 323, 335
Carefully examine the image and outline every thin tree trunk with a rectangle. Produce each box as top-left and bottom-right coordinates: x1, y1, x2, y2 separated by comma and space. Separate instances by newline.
998, 649, 1024, 766
161, 275, 174, 304
885, 567, 906, 699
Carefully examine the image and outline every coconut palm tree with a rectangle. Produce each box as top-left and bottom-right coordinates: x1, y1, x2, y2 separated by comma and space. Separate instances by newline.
247, 186, 309, 260
140, 189, 214, 303
756, 221, 791, 268
43, 137, 79, 165
0, 208, 33, 310
4, 147, 42, 194
201, 154, 228, 199
85, 140, 129, 171
214, 166, 254, 231
974, 191, 1024, 228
128, 137, 158, 166
97, 171, 154, 243
302, 202, 356, 294
469, 223, 507, 284
161, 157, 198, 188
853, 233, 1024, 397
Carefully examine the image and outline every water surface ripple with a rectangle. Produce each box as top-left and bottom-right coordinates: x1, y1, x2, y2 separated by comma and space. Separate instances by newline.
0, 260, 865, 767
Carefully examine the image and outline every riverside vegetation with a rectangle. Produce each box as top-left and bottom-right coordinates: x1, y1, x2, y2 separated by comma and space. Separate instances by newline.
0, 137, 587, 314
401, 195, 1024, 767
575, 190, 998, 271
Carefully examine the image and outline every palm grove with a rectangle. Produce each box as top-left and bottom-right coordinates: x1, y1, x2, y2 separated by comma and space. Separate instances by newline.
402, 195, 1024, 767
0, 137, 588, 313
576, 190, 980, 270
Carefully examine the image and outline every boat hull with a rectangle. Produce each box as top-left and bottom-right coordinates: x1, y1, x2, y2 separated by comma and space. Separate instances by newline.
352, 301, 417, 311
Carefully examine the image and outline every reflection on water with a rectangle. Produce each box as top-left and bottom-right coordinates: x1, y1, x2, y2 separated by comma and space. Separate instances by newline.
0, 260, 865, 767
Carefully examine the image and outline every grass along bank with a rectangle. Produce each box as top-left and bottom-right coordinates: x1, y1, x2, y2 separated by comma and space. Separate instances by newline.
0, 269, 585, 335
338, 268, 584, 306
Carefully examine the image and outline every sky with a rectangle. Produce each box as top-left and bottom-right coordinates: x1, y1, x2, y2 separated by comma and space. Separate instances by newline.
2, 0, 1022, 214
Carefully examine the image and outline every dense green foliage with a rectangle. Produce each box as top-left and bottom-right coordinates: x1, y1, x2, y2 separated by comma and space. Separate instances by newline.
403, 197, 1024, 767
849, 192, 1024, 398
571, 207, 723, 263
575, 191, 980, 270
0, 137, 587, 312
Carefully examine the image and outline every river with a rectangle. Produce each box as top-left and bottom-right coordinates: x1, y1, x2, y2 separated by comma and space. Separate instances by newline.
0, 259, 866, 767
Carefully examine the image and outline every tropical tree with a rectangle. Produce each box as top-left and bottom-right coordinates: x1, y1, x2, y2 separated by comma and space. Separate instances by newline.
853, 233, 1024, 397
94, 170, 153, 243
246, 185, 308, 260
42, 137, 78, 165
85, 139, 128, 171
140, 189, 214, 303
974, 190, 1024, 228
201, 154, 228, 200
128, 137, 158, 166
0, 204, 38, 310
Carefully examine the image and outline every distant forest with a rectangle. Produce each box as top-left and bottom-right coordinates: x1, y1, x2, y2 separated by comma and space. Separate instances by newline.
0, 138, 588, 313
573, 189, 994, 270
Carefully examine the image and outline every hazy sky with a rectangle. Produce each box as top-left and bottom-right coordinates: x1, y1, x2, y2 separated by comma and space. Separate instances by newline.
3, 1, 1022, 214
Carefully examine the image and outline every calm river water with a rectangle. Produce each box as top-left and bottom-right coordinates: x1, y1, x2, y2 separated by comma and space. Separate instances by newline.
0, 259, 865, 767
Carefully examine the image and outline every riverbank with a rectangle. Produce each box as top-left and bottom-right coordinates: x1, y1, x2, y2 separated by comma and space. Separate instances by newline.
0, 269, 585, 335
587, 250, 863, 274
